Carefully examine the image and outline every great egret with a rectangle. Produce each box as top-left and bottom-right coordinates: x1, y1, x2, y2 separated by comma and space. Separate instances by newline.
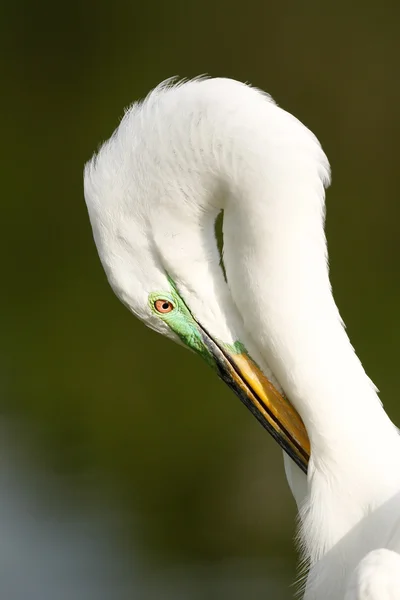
84, 77, 400, 599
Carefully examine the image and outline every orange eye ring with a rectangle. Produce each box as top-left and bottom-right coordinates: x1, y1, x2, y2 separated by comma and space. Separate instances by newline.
154, 299, 174, 314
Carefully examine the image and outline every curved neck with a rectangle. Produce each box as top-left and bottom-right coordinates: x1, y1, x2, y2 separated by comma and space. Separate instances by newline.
140, 78, 399, 468
217, 120, 398, 467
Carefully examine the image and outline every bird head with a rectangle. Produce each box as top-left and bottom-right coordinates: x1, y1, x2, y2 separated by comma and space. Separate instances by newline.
84, 77, 311, 473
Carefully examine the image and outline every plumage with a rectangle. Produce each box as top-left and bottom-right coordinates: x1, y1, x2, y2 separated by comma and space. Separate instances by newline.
84, 77, 400, 599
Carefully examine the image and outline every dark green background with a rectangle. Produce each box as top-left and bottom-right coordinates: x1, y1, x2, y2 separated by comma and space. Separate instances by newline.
2, 1, 400, 597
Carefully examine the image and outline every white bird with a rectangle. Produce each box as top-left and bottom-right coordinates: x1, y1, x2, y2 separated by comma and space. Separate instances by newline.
84, 77, 400, 599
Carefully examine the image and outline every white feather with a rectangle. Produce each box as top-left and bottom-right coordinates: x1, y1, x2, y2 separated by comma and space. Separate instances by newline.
84, 77, 400, 599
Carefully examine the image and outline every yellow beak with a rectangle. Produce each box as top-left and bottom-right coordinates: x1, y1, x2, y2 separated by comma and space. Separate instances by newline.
200, 329, 310, 473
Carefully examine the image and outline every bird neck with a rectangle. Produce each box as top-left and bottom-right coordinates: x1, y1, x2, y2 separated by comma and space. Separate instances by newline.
221, 159, 398, 471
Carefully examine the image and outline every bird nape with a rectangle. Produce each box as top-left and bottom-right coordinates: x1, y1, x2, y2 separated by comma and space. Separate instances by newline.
84, 77, 400, 599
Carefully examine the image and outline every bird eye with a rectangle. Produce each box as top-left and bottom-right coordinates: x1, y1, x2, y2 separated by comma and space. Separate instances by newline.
154, 299, 174, 314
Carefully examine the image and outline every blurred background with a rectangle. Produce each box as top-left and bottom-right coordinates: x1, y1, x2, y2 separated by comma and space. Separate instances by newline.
2, 0, 400, 598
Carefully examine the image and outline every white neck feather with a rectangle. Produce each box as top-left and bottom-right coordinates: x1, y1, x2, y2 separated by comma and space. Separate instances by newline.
223, 138, 396, 463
